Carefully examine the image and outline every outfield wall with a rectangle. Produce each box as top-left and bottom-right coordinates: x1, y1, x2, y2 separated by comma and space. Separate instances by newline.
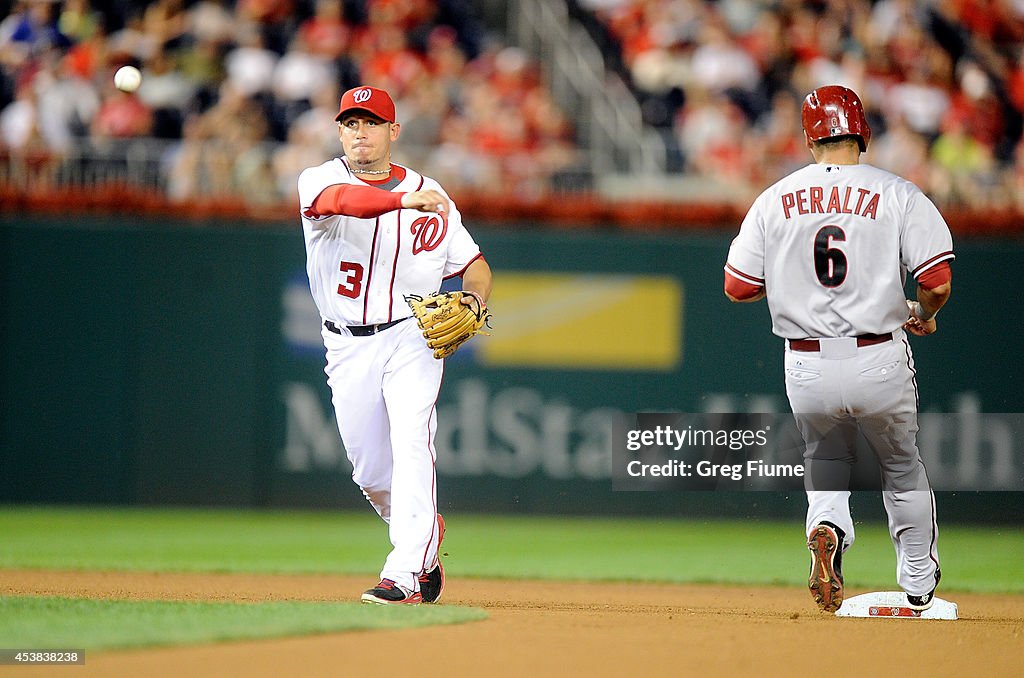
1, 216, 1020, 521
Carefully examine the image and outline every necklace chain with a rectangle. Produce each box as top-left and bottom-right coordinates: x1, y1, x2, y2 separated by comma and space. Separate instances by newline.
345, 160, 391, 175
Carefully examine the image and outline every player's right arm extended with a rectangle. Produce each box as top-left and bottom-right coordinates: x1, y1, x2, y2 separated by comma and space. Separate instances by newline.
308, 184, 403, 218
308, 185, 451, 219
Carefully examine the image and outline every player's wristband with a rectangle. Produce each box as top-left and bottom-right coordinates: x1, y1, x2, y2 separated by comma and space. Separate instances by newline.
463, 290, 486, 308
907, 300, 936, 322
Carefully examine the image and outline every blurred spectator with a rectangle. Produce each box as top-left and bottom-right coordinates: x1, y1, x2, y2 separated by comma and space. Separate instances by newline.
867, 0, 919, 46
223, 27, 277, 99
929, 108, 997, 207
674, 86, 747, 178
175, 35, 225, 97
365, 0, 436, 31
1, 47, 96, 154
91, 83, 153, 139
1002, 137, 1024, 210
36, 47, 100, 150
390, 72, 446, 168
299, 0, 353, 61
235, 0, 295, 53
61, 18, 106, 80
356, 20, 426, 95
270, 31, 336, 137
272, 83, 338, 197
107, 9, 159, 63
185, 0, 235, 47
689, 18, 759, 96
0, 76, 42, 151
947, 59, 1006, 150
1, 0, 71, 60
58, 0, 100, 44
137, 49, 195, 138
422, 24, 466, 101
0, 70, 62, 190
748, 89, 806, 186
165, 80, 269, 200
142, 0, 187, 51
884, 64, 951, 141
426, 110, 501, 191
870, 113, 932, 190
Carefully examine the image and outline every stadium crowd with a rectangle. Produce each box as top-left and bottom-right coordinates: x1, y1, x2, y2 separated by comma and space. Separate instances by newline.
580, 0, 1024, 210
3, 0, 1024, 214
0, 0, 579, 203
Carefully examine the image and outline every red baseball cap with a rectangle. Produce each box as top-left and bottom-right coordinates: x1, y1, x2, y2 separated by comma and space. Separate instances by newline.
335, 86, 396, 123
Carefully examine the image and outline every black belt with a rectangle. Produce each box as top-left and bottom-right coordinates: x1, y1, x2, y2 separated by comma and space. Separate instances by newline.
789, 332, 893, 352
325, 317, 410, 337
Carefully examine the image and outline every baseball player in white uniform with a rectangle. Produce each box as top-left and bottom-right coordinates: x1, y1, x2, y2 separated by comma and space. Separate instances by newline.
297, 85, 493, 604
724, 85, 953, 613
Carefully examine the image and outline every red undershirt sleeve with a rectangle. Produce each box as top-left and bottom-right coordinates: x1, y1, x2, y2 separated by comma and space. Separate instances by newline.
915, 261, 951, 290
724, 270, 764, 300
309, 184, 405, 219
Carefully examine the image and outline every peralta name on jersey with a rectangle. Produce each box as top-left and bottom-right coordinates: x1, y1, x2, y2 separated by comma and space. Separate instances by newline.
780, 186, 879, 220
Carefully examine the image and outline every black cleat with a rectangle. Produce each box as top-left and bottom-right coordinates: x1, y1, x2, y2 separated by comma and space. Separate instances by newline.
906, 568, 941, 611
361, 579, 422, 605
418, 514, 446, 604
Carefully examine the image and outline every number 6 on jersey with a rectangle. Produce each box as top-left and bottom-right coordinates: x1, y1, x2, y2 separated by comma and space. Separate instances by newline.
814, 225, 847, 287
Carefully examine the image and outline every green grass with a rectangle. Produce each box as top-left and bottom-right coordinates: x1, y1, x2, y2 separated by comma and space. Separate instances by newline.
0, 506, 389, 574
0, 596, 485, 651
1, 506, 1021, 593
1, 506, 1020, 651
444, 514, 1024, 593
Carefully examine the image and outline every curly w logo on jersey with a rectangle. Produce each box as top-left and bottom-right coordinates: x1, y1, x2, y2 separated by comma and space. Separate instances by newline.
411, 215, 448, 254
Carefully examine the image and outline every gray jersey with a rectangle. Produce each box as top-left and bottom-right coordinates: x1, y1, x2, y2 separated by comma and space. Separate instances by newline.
726, 163, 953, 339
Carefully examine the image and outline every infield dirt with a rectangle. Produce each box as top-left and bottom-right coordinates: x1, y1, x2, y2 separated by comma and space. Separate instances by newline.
3, 570, 1022, 678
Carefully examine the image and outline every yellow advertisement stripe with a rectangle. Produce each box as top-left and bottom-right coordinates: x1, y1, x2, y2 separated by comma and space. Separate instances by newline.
478, 273, 683, 370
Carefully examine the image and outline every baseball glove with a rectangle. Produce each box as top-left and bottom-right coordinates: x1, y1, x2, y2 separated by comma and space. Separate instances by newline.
405, 291, 491, 359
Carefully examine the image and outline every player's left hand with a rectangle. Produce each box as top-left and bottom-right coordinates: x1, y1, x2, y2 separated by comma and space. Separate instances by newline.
460, 290, 486, 308
405, 291, 491, 359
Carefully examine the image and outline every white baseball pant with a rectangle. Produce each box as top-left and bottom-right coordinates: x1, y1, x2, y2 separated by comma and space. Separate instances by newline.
323, 319, 443, 592
784, 328, 940, 597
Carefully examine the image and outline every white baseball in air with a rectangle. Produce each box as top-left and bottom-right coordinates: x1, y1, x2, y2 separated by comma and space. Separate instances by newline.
114, 65, 142, 92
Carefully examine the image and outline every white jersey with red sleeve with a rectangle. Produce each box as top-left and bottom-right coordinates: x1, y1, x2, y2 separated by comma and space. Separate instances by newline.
725, 163, 954, 339
297, 158, 482, 326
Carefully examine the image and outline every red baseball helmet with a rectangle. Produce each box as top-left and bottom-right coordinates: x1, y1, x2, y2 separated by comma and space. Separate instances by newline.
801, 85, 871, 151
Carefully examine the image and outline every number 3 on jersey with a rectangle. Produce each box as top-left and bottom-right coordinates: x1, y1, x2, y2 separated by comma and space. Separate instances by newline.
337, 261, 364, 298
814, 225, 847, 287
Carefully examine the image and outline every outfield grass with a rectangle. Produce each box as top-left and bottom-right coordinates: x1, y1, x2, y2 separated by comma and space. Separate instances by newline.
1, 506, 1021, 593
0, 596, 486, 650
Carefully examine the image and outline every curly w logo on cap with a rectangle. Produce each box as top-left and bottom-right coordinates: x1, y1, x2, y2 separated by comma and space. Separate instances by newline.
335, 86, 397, 123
